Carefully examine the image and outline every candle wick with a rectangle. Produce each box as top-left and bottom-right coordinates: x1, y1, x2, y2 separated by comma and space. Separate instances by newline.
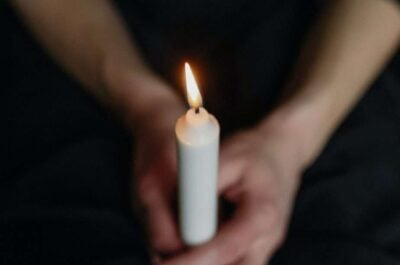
195, 107, 200, 114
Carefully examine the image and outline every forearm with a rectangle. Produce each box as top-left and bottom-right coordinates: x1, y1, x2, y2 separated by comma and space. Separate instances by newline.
260, 0, 400, 168
11, 0, 181, 127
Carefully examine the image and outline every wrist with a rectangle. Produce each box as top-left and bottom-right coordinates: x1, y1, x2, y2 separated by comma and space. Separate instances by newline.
120, 75, 184, 130
101, 55, 185, 132
257, 90, 336, 170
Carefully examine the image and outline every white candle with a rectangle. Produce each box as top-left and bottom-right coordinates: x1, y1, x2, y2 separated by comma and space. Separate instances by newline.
175, 63, 220, 246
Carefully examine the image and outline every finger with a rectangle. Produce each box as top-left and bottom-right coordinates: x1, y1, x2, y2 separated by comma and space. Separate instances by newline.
139, 175, 183, 254
218, 150, 246, 193
240, 211, 287, 265
161, 196, 270, 265
218, 132, 252, 193
236, 239, 270, 265
229, 213, 284, 265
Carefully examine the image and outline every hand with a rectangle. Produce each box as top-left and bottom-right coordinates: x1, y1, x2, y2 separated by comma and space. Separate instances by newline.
127, 77, 186, 257
162, 119, 306, 265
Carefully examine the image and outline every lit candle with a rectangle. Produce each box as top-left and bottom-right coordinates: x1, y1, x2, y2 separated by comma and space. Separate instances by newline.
175, 63, 220, 246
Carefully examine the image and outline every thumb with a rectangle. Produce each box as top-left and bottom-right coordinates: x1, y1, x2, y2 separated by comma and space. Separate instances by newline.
218, 150, 246, 193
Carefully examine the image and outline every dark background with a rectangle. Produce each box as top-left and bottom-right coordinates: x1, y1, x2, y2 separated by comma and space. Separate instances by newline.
1, 0, 400, 264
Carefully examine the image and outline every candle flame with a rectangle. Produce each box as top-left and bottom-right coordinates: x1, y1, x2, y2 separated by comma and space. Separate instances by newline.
185, 62, 203, 109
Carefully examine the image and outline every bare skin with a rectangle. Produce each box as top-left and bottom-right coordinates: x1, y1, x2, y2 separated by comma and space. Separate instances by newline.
11, 0, 400, 264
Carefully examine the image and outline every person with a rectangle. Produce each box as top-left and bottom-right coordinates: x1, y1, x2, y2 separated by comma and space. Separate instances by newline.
1, 0, 400, 264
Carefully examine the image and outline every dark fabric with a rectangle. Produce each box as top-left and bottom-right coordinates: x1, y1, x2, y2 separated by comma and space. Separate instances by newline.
1, 0, 400, 264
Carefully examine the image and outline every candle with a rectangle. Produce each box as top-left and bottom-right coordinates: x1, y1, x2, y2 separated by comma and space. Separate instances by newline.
175, 63, 220, 246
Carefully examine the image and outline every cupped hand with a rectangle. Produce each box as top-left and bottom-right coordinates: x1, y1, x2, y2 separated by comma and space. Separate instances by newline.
161, 120, 306, 265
